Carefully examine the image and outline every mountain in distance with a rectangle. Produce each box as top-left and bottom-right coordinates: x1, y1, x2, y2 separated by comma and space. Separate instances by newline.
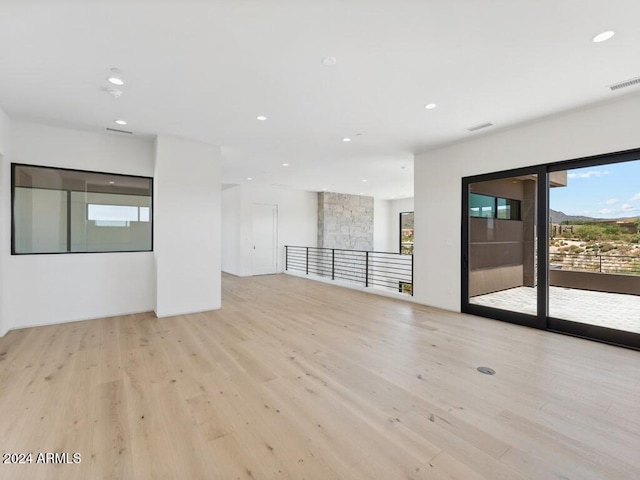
549, 209, 595, 224
549, 209, 638, 224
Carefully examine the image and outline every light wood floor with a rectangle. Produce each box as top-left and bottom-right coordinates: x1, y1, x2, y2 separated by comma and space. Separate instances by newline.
0, 273, 638, 479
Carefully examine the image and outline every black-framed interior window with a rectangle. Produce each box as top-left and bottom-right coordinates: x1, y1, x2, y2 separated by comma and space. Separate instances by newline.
400, 212, 414, 255
11, 164, 153, 254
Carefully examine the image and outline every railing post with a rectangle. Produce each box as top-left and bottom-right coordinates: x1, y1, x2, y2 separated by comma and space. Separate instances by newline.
365, 251, 369, 287
285, 246, 288, 271
599, 254, 602, 273
411, 253, 414, 296
332, 249, 335, 280
306, 247, 309, 275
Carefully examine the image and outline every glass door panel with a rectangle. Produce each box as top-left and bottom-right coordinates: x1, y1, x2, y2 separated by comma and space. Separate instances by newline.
549, 161, 640, 335
468, 174, 538, 316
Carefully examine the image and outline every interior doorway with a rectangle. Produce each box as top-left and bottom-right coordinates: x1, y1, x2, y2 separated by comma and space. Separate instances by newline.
251, 204, 278, 275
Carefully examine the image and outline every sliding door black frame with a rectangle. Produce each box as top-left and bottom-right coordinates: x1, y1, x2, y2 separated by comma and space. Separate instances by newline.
461, 165, 547, 330
462, 147, 640, 350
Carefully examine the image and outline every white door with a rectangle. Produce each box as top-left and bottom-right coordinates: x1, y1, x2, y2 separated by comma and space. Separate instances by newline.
251, 204, 278, 275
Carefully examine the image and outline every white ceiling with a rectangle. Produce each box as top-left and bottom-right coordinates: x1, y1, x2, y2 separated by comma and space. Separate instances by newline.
1, 1, 639, 199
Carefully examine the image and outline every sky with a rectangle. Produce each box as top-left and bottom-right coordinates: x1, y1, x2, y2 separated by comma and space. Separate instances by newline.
550, 159, 640, 219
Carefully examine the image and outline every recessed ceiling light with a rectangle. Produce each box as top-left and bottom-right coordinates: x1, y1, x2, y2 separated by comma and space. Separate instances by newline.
362, 179, 367, 183
342, 137, 351, 142
114, 119, 127, 126
322, 187, 327, 191
593, 30, 615, 43
108, 181, 115, 185
425, 103, 437, 110
359, 192, 364, 195
108, 77, 125, 86
322, 56, 337, 66
282, 163, 289, 167
256, 115, 267, 121
247, 177, 253, 181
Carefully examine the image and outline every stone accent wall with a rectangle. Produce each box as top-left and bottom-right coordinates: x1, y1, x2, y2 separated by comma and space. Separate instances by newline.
317, 192, 373, 250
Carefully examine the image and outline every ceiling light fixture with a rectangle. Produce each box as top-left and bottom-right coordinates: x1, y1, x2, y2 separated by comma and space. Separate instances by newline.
342, 137, 351, 142
108, 77, 124, 86
362, 179, 367, 183
592, 30, 615, 43
256, 115, 267, 121
425, 103, 437, 109
282, 163, 289, 167
321, 56, 337, 66
109, 181, 115, 185
114, 119, 127, 126
247, 177, 253, 181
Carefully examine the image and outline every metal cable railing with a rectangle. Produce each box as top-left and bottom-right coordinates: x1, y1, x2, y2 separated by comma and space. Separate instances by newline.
549, 252, 640, 275
285, 246, 413, 295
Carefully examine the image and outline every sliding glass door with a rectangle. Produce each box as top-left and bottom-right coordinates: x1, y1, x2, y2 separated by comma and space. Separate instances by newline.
463, 150, 640, 349
547, 158, 640, 346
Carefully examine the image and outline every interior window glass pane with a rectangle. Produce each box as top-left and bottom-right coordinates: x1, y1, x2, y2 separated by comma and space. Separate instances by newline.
13, 187, 68, 253
71, 192, 152, 252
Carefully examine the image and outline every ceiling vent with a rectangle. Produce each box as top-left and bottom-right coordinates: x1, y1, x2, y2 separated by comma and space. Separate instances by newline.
467, 122, 494, 132
609, 76, 640, 91
105, 127, 133, 135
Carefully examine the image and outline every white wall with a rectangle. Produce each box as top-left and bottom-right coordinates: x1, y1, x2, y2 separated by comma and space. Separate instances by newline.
221, 185, 242, 275
0, 107, 10, 335
388, 198, 414, 253
154, 135, 221, 317
2, 121, 156, 332
373, 198, 390, 252
221, 184, 317, 276
414, 92, 640, 312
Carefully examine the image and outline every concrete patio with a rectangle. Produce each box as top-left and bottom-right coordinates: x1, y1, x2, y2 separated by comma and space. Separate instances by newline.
471, 286, 640, 334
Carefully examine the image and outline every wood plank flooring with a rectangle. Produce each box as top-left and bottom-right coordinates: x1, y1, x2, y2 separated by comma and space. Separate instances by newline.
0, 273, 638, 479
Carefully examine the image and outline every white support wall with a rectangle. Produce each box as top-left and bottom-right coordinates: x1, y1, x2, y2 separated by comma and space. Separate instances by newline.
414, 92, 640, 312
2, 121, 156, 332
154, 135, 221, 317
0, 121, 223, 335
373, 198, 390, 252
0, 107, 10, 335
221, 184, 317, 276
221, 185, 242, 276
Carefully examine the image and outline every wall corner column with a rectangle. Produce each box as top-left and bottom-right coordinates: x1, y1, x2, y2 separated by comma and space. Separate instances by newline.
154, 135, 222, 318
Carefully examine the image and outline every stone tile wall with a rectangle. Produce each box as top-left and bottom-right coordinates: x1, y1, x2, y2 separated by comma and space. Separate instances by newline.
317, 192, 373, 250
